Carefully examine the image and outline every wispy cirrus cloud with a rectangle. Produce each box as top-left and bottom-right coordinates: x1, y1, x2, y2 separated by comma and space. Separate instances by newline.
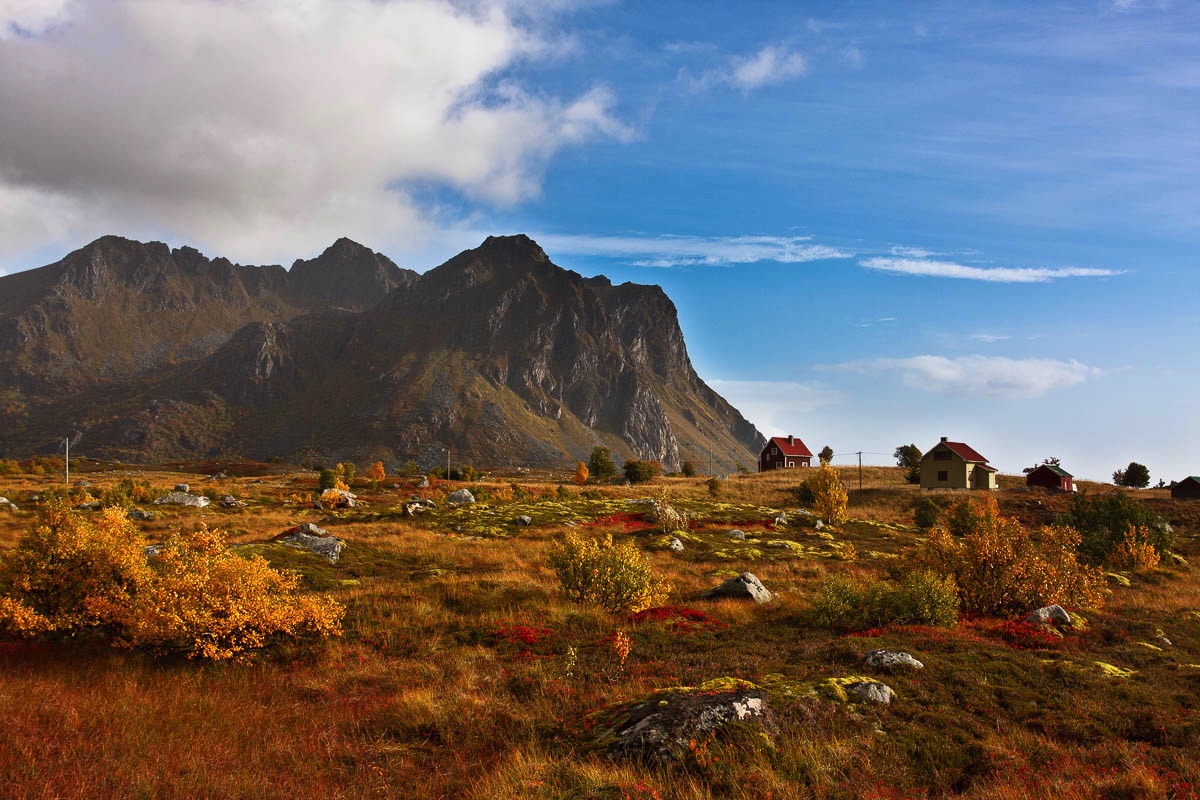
860, 257, 1122, 283
968, 333, 1011, 343
827, 355, 1101, 398
689, 44, 808, 92
707, 379, 841, 433
532, 232, 851, 267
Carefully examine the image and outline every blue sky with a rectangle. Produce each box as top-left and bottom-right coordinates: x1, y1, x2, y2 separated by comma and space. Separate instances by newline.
1, 0, 1197, 481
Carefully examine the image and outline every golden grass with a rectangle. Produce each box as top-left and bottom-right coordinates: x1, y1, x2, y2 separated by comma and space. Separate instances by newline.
1, 464, 1199, 798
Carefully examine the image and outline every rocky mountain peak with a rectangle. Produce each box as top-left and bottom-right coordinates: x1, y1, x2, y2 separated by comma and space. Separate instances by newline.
287, 238, 416, 310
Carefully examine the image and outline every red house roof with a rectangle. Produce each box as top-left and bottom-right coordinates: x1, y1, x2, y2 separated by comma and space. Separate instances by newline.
766, 436, 813, 458
931, 439, 989, 463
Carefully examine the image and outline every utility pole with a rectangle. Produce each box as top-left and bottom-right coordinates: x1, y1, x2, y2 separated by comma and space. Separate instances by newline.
64, 437, 70, 486
446, 446, 451, 479
858, 451, 863, 490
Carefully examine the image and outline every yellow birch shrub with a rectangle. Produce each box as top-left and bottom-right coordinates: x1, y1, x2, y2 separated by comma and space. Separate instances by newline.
906, 496, 1104, 615
0, 502, 343, 659
366, 461, 386, 486
128, 526, 344, 660
573, 461, 589, 486
0, 502, 150, 639
808, 462, 849, 525
1108, 525, 1161, 571
548, 532, 670, 613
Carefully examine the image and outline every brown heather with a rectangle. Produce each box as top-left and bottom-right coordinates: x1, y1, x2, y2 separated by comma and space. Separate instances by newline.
0, 461, 1198, 799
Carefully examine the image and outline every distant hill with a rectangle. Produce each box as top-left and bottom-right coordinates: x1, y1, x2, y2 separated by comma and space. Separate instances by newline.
0, 234, 764, 470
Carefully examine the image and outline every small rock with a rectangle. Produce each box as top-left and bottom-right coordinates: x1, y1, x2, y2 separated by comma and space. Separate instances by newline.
728, 529, 746, 540
864, 650, 924, 670
128, 508, 153, 521
446, 488, 475, 505
221, 495, 246, 509
845, 680, 894, 705
298, 522, 329, 537
174, 483, 190, 493
516, 515, 533, 526
386, 482, 401, 490
1026, 604, 1072, 627
319, 489, 357, 509
814, 520, 824, 531
75, 501, 103, 511
144, 544, 162, 557
668, 537, 684, 552
211, 472, 227, 480
1168, 552, 1189, 567
417, 476, 430, 488
773, 512, 788, 526
275, 523, 343, 563
705, 572, 773, 604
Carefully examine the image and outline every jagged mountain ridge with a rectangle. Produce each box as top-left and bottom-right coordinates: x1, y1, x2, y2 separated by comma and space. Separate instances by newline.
0, 234, 765, 470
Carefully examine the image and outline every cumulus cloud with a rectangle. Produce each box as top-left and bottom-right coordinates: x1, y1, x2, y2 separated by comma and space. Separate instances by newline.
829, 355, 1101, 398
532, 232, 850, 267
0, 0, 631, 267
690, 44, 808, 92
860, 257, 1122, 283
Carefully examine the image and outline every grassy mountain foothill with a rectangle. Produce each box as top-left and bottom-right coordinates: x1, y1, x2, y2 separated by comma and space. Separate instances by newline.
1, 462, 1199, 799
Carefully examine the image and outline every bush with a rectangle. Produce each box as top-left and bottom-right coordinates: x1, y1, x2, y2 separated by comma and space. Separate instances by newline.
623, 459, 662, 485
1066, 492, 1170, 564
680, 461, 696, 478
1108, 525, 1162, 571
906, 496, 1104, 615
705, 476, 722, 499
366, 461, 386, 487
317, 468, 337, 491
812, 570, 959, 631
588, 447, 619, 482
573, 461, 589, 486
335, 462, 356, 485
805, 463, 848, 525
547, 532, 670, 613
0, 502, 343, 659
914, 497, 940, 530
127, 527, 344, 660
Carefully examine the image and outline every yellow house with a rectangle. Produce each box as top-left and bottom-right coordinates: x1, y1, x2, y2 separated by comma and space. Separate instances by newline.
920, 436, 998, 490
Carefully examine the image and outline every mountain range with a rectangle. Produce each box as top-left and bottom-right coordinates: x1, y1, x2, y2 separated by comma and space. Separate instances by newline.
0, 234, 765, 471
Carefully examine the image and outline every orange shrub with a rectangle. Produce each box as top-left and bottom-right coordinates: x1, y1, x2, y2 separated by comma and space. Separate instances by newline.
906, 496, 1104, 615
1108, 525, 1161, 571
573, 461, 589, 486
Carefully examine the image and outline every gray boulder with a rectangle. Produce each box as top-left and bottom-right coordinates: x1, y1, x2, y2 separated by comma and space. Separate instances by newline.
596, 682, 776, 764
417, 476, 430, 488
516, 515, 533, 526
174, 483, 190, 493
277, 523, 343, 563
864, 650, 924, 670
446, 488, 475, 505
1026, 604, 1072, 627
668, 537, 684, 552
704, 572, 773, 604
845, 680, 894, 705
319, 489, 357, 509
728, 529, 746, 540
128, 508, 153, 521
221, 496, 246, 509
153, 492, 211, 508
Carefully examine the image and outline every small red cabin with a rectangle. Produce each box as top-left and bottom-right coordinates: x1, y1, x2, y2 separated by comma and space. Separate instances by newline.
1171, 476, 1200, 500
759, 435, 812, 472
1026, 464, 1075, 492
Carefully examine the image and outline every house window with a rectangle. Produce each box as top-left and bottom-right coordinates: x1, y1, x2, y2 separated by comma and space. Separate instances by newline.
772, 447, 778, 455
787, 460, 794, 468
937, 470, 948, 481
934, 451, 952, 461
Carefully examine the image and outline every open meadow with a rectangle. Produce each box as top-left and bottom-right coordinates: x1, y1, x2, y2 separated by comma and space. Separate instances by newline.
1, 460, 1199, 799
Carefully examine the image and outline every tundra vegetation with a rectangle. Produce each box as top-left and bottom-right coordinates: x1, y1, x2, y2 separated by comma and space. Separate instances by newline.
0, 458, 1198, 799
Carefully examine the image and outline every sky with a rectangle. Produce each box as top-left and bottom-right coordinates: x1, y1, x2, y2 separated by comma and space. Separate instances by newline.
1, 0, 1198, 482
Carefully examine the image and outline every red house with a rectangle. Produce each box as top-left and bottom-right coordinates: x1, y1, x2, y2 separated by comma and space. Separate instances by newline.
759, 435, 812, 472
1026, 463, 1075, 492
1171, 476, 1200, 500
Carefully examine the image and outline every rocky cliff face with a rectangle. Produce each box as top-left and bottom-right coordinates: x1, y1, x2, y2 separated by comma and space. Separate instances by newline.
0, 234, 764, 469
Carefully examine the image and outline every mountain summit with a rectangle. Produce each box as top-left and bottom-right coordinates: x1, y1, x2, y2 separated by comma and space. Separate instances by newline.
0, 235, 764, 469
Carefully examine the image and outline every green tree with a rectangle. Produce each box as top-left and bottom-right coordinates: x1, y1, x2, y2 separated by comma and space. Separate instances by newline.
680, 461, 696, 477
623, 459, 662, 484
588, 446, 619, 482
894, 444, 922, 484
818, 445, 834, 465
1113, 462, 1150, 489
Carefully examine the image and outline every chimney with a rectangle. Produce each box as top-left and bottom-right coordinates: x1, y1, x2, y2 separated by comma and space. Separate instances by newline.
940, 436, 948, 443
787, 435, 794, 446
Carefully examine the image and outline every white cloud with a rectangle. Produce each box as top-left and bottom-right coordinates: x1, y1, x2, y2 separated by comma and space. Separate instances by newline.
860, 257, 1122, 283
531, 232, 851, 267
829, 355, 1101, 399
707, 379, 842, 434
968, 333, 1010, 343
889, 245, 937, 258
0, 0, 631, 267
0, 0, 72, 38
691, 44, 808, 92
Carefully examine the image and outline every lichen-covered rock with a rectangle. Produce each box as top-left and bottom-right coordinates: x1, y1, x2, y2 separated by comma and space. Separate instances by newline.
821, 676, 894, 705
153, 491, 211, 508
728, 529, 746, 540
705, 572, 773, 603
446, 488, 475, 505
320, 489, 357, 508
593, 678, 776, 764
221, 495, 246, 508
864, 650, 924, 670
275, 522, 344, 563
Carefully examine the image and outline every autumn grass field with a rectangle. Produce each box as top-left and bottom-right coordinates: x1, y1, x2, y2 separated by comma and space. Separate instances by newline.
2, 460, 1199, 799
